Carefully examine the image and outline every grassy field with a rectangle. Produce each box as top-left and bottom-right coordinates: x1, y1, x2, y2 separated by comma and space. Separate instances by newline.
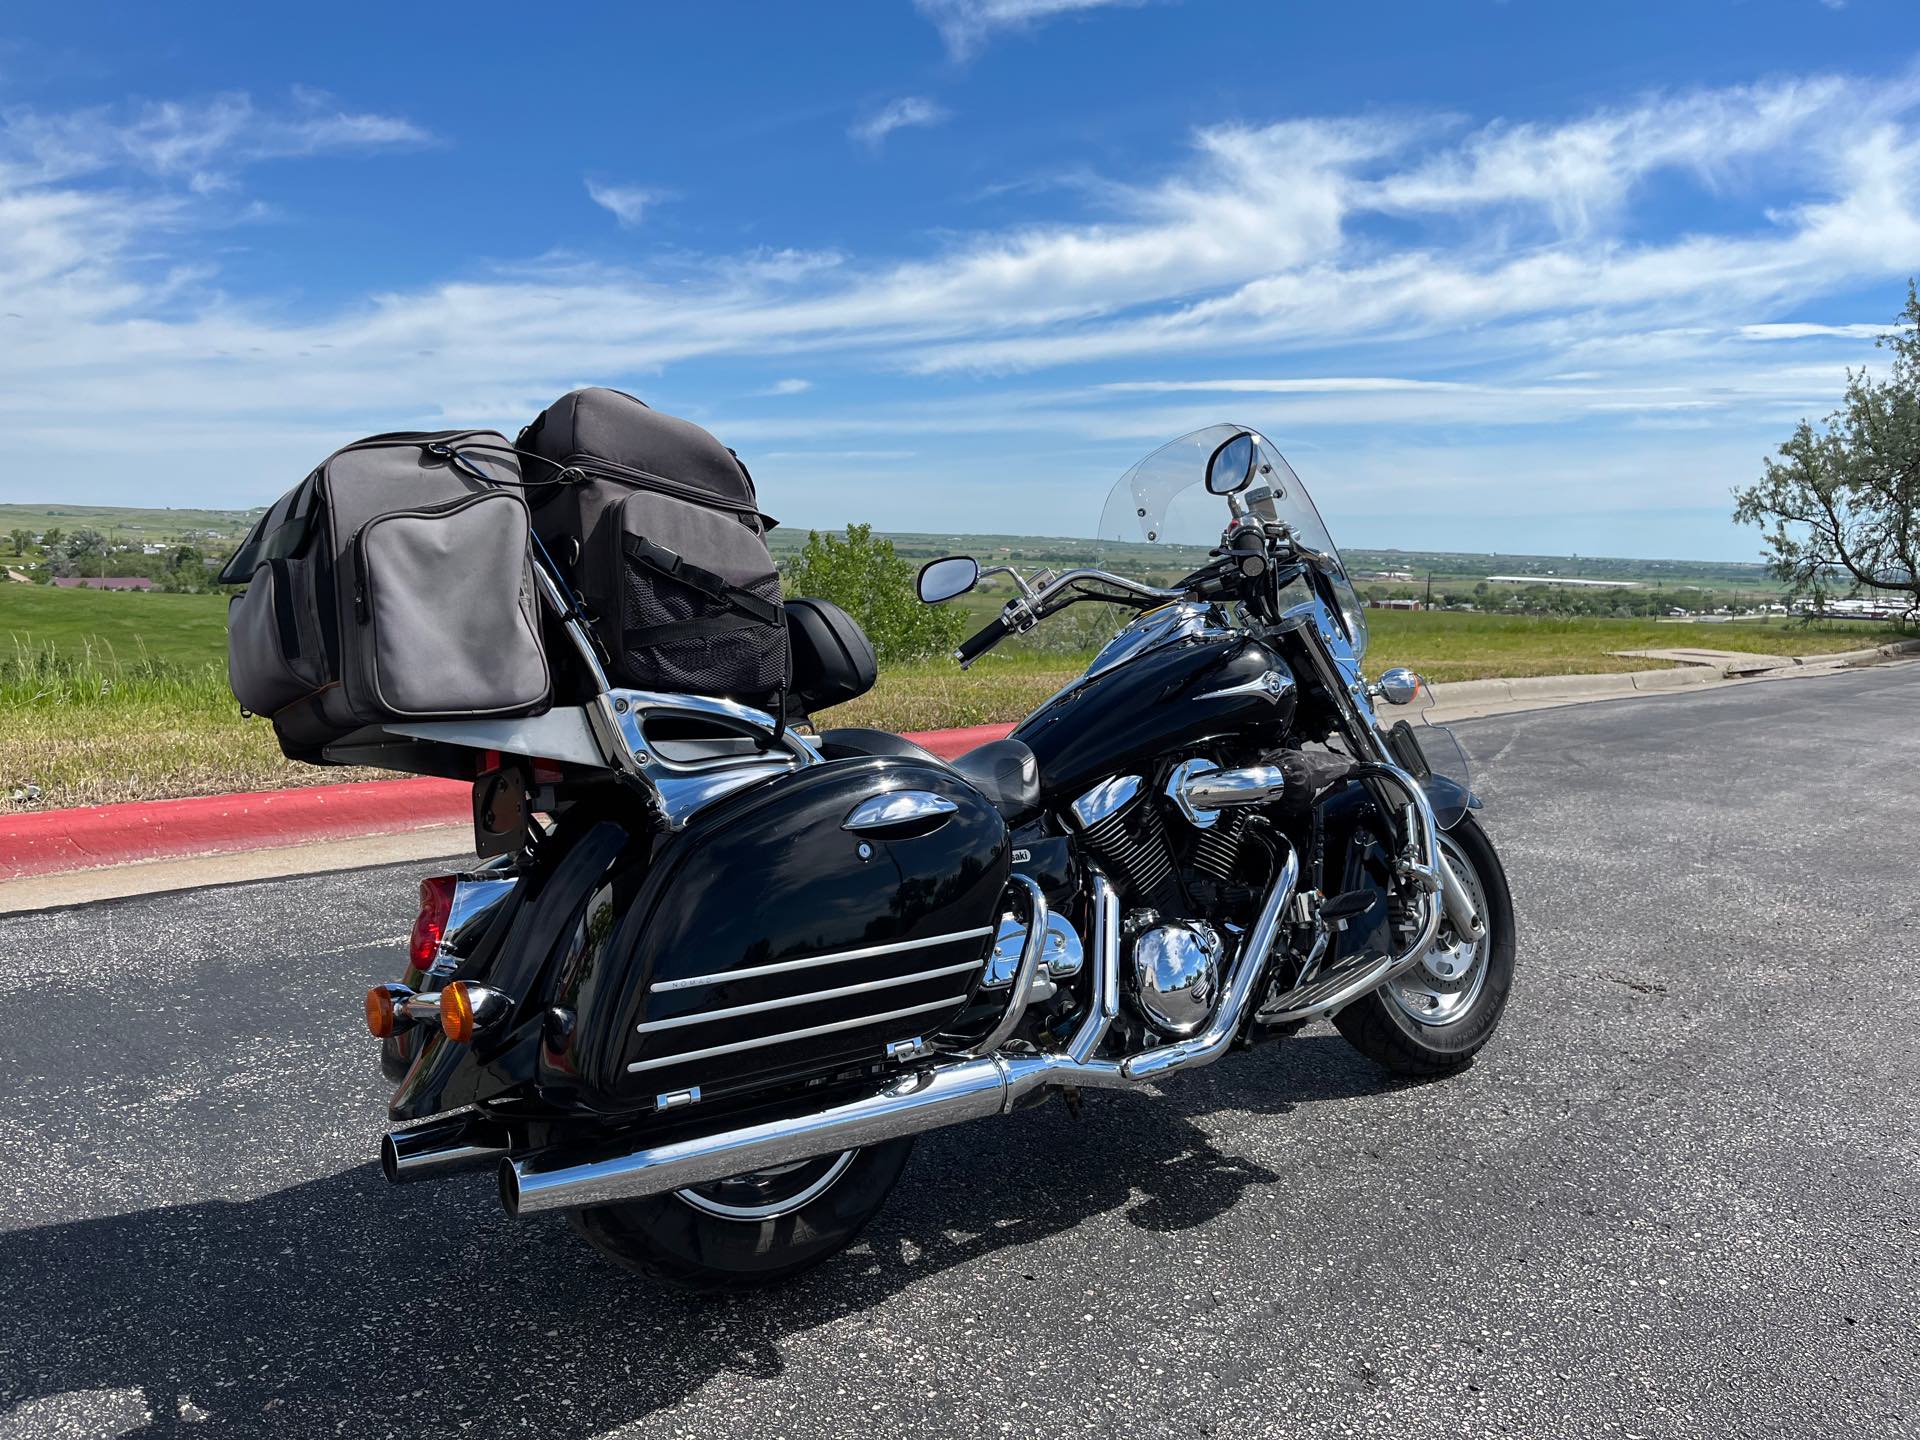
0, 584, 1897, 811
0, 502, 260, 545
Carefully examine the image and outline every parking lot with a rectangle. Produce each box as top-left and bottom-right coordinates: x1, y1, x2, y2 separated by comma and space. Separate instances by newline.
3, 664, 1916, 1439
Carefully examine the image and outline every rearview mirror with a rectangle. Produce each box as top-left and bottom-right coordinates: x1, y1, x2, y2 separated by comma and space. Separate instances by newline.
917, 555, 980, 604
1205, 432, 1257, 495
1376, 668, 1421, 705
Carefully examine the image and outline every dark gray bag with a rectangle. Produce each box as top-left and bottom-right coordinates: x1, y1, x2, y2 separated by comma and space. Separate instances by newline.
222, 430, 551, 755
518, 389, 788, 706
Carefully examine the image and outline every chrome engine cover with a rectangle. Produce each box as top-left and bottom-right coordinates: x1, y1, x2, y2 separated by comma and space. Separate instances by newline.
1128, 920, 1223, 1038
983, 910, 1085, 1002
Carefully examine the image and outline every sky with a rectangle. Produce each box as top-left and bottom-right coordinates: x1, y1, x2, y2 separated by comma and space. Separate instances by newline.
1, 1, 1917, 560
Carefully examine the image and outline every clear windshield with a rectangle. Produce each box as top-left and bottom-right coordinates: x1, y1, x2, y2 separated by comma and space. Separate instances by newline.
1095, 424, 1369, 657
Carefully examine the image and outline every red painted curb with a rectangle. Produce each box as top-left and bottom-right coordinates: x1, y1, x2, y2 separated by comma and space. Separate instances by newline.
902, 722, 1015, 760
0, 724, 1019, 882
0, 777, 470, 882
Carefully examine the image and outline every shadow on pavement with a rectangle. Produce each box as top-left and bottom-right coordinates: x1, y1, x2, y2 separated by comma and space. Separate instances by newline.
0, 1034, 1401, 1438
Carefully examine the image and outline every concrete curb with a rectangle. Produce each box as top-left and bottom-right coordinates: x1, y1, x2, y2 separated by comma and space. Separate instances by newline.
1421, 636, 1920, 716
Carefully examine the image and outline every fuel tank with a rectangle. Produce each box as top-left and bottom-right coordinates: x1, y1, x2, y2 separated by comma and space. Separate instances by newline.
551, 756, 1008, 1112
1012, 631, 1295, 804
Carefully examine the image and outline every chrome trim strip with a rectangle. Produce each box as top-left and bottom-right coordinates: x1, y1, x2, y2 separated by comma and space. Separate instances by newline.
624, 997, 970, 1073
1195, 668, 1295, 707
635, 959, 984, 1033
842, 791, 960, 832
649, 926, 995, 994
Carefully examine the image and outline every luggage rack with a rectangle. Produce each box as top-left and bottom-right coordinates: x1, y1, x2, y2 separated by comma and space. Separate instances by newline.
321, 551, 820, 831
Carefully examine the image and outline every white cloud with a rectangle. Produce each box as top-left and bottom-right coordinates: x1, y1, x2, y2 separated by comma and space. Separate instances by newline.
761, 377, 813, 395
1, 90, 429, 192
849, 96, 950, 149
584, 179, 660, 228
1737, 321, 1885, 340
2, 68, 1919, 554
913, 0, 1144, 60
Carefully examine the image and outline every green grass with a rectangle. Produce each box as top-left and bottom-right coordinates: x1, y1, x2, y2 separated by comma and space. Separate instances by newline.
0, 582, 1900, 811
1359, 611, 1891, 683
0, 585, 231, 666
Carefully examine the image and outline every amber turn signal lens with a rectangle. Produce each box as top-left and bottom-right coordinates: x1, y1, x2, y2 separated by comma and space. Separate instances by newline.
441, 981, 476, 1044
365, 985, 401, 1039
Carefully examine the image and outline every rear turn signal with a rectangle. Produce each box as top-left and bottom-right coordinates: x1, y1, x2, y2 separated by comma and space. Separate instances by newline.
409, 876, 458, 970
365, 982, 409, 1039
440, 982, 507, 1044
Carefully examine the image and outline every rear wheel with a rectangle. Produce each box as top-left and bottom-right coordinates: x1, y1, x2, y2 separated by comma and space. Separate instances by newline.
1334, 814, 1514, 1076
568, 1138, 914, 1292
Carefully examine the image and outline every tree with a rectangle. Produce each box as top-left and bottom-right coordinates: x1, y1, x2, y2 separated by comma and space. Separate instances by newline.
6, 529, 30, 557
63, 528, 108, 561
40, 527, 63, 552
783, 524, 966, 664
161, 545, 206, 593
1734, 283, 1920, 622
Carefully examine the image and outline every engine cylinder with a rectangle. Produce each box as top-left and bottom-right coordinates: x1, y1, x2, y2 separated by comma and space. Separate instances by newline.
1068, 774, 1177, 909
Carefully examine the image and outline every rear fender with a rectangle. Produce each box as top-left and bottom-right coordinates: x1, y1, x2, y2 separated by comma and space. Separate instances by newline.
387, 819, 638, 1122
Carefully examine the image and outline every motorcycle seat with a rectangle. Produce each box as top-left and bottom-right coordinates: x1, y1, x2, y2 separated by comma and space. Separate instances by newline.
815, 727, 1042, 826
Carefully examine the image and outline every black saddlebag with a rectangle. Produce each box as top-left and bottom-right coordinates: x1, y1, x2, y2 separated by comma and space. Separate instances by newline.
549, 756, 1008, 1110
220, 431, 550, 756
518, 387, 788, 707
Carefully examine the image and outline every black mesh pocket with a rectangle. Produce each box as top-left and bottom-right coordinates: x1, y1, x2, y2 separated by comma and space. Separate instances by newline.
618, 563, 786, 698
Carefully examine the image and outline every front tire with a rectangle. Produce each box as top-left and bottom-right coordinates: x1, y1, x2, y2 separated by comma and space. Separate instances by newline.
568, 1138, 915, 1292
1334, 813, 1514, 1077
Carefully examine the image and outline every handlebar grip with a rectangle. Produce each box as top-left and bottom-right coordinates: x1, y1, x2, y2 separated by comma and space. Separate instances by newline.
955, 614, 1012, 665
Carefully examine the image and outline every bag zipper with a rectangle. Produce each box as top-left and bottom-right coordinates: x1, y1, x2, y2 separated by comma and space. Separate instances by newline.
563, 452, 766, 526
352, 490, 523, 625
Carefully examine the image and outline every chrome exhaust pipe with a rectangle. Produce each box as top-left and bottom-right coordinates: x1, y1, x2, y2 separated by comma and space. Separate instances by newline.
504, 1057, 1019, 1216
382, 1113, 512, 1185
502, 850, 1308, 1219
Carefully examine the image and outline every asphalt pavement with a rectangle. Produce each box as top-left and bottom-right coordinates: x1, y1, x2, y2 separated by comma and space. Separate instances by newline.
2, 663, 1916, 1439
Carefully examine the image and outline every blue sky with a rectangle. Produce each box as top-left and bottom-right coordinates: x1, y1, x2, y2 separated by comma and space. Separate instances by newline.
2, 1, 1917, 559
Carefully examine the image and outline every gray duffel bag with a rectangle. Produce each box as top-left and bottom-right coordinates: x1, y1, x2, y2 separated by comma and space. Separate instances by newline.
221, 430, 551, 757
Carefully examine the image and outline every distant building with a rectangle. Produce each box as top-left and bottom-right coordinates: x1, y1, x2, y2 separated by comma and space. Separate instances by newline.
52, 576, 154, 591
1486, 575, 1637, 589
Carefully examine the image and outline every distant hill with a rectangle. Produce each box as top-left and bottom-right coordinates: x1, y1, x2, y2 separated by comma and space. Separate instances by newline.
0, 502, 1776, 593
0, 503, 263, 546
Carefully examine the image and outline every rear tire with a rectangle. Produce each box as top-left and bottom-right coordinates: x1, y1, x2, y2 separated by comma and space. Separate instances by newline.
568, 1138, 915, 1292
1333, 813, 1515, 1077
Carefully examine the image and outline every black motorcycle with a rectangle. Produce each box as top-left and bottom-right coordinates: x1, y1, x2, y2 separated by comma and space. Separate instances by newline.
363, 426, 1514, 1290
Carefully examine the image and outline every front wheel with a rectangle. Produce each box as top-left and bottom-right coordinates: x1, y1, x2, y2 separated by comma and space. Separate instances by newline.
568, 1137, 915, 1291
1334, 813, 1515, 1076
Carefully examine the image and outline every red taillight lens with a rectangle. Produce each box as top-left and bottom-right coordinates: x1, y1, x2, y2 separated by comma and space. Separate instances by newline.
409, 875, 457, 969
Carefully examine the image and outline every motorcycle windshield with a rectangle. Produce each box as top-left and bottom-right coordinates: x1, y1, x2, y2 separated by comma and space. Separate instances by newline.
1095, 425, 1369, 657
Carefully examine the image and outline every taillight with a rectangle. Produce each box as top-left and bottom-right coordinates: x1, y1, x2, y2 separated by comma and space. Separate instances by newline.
409, 876, 457, 969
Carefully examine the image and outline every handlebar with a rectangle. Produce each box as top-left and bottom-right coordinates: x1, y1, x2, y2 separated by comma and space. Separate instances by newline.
955, 613, 1013, 666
